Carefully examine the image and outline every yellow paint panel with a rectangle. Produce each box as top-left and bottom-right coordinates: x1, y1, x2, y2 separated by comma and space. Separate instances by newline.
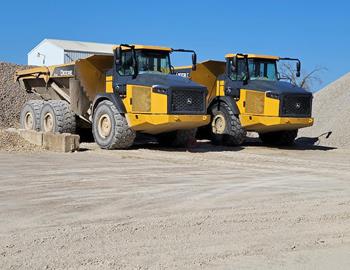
151, 92, 167, 114
240, 115, 314, 132
126, 114, 210, 134
216, 80, 225, 97
106, 82, 113, 93
124, 85, 133, 113
264, 96, 280, 116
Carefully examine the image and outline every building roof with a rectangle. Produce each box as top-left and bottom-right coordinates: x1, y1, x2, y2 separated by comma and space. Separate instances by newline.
29, 39, 115, 55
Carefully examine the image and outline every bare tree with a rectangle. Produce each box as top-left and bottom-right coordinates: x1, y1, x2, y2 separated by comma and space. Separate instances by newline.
279, 62, 326, 91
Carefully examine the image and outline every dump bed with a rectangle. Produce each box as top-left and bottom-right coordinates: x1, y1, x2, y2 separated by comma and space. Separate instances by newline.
175, 60, 226, 103
15, 55, 114, 120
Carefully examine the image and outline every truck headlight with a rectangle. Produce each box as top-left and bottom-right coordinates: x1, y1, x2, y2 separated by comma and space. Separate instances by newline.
152, 85, 168, 94
266, 91, 279, 99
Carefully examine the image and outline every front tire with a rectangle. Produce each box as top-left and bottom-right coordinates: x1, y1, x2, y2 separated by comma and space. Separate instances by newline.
259, 130, 298, 146
210, 103, 246, 146
92, 100, 135, 149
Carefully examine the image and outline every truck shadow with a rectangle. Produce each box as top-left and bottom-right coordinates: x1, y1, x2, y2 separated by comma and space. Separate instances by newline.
131, 140, 244, 153
78, 132, 336, 152
244, 137, 336, 151
77, 135, 244, 153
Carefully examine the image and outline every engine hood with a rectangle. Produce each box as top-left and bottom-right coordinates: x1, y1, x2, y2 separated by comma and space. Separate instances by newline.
243, 80, 312, 96
130, 73, 207, 91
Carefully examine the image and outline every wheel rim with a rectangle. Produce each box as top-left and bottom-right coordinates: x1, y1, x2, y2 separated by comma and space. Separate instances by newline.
24, 112, 34, 130
43, 112, 54, 132
212, 114, 226, 134
98, 114, 112, 138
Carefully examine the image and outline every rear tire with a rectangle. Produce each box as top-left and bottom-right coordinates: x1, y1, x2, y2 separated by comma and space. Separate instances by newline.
259, 130, 298, 146
210, 103, 246, 146
20, 100, 44, 131
157, 129, 197, 147
40, 100, 76, 133
92, 100, 136, 149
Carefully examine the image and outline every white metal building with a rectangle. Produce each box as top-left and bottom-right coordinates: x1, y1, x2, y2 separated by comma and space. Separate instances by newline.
28, 39, 114, 66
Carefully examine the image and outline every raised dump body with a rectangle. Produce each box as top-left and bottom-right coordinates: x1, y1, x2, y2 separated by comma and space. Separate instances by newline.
16, 55, 113, 121
16, 45, 210, 149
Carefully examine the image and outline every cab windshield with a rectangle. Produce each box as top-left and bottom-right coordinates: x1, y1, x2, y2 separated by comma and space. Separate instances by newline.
230, 58, 278, 81
248, 59, 277, 81
136, 50, 171, 74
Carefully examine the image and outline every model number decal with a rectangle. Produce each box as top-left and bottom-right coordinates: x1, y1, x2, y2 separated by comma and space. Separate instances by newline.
52, 66, 75, 77
60, 70, 73, 76
176, 72, 190, 78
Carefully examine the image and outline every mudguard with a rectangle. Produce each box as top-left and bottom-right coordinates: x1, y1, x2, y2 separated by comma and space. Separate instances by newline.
92, 93, 126, 114
209, 96, 240, 115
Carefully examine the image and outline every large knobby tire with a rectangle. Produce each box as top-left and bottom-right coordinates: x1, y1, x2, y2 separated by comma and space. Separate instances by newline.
259, 130, 298, 146
210, 103, 246, 146
157, 129, 197, 148
20, 100, 44, 131
92, 100, 136, 149
40, 100, 76, 133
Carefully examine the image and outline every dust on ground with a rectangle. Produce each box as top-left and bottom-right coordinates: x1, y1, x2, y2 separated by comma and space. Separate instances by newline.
0, 143, 349, 270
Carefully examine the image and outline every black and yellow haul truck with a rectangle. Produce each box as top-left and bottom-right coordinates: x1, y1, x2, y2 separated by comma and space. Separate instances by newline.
16, 44, 210, 149
175, 53, 314, 146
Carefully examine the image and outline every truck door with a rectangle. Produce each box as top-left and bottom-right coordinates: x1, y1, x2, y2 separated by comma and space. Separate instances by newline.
113, 50, 135, 96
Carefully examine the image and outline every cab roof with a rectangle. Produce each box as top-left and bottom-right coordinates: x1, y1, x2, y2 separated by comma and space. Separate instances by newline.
225, 53, 280, 60
113, 44, 172, 52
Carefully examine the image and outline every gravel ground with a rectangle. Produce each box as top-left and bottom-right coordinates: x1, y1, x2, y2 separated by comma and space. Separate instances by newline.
0, 62, 37, 129
299, 72, 350, 148
0, 144, 349, 269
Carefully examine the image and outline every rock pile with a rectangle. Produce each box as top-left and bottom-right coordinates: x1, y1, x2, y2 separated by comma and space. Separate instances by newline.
0, 129, 44, 152
0, 62, 37, 128
300, 72, 350, 149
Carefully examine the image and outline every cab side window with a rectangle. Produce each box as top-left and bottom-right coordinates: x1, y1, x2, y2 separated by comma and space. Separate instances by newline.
230, 59, 247, 81
117, 51, 135, 76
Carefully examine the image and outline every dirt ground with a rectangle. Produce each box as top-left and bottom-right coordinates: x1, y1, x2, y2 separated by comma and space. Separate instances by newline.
1, 142, 350, 270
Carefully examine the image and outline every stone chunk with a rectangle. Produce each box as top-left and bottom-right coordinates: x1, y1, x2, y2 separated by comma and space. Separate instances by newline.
42, 133, 80, 152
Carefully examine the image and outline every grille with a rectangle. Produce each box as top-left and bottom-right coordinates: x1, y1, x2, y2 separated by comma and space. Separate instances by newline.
170, 89, 205, 114
281, 95, 312, 117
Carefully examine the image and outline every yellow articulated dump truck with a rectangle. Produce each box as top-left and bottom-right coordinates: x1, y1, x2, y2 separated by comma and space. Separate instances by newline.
15, 44, 210, 149
175, 53, 314, 146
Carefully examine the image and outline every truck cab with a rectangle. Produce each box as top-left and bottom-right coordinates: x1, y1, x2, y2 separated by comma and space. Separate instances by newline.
176, 53, 314, 146
16, 44, 210, 149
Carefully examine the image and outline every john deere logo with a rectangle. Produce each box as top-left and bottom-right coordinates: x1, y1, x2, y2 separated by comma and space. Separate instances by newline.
187, 98, 193, 105
295, 103, 301, 109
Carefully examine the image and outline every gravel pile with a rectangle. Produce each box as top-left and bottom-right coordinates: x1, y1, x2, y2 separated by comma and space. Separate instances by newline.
0, 62, 38, 128
0, 129, 44, 152
299, 72, 350, 149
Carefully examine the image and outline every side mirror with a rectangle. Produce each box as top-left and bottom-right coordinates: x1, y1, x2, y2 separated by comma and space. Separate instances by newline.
296, 61, 301, 77
115, 47, 122, 65
192, 53, 197, 71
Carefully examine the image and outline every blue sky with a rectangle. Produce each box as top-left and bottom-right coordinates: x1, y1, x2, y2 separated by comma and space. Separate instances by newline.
0, 0, 349, 90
